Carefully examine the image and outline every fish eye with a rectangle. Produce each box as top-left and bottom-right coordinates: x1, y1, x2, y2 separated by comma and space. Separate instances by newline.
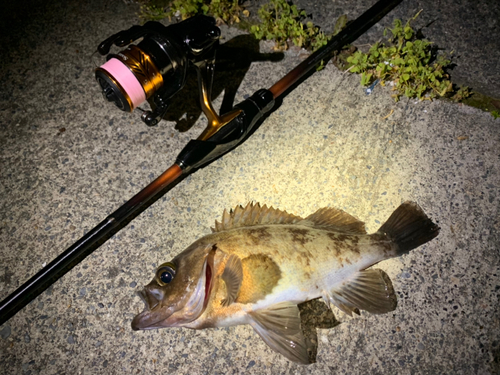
156, 262, 176, 285
160, 270, 173, 284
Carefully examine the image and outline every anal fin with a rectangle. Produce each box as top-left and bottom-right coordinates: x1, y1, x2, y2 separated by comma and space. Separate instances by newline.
221, 254, 243, 306
248, 302, 310, 364
323, 269, 397, 316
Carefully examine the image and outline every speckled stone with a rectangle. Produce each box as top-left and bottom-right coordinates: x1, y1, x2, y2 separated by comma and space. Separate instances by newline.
1, 0, 499, 375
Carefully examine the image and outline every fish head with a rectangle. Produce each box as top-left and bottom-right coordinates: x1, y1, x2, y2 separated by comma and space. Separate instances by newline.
132, 242, 216, 331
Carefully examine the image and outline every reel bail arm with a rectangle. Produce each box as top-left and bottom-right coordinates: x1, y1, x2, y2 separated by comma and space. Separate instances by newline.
193, 51, 242, 141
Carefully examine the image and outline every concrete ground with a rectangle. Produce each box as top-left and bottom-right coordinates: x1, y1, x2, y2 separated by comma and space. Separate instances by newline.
0, 0, 499, 374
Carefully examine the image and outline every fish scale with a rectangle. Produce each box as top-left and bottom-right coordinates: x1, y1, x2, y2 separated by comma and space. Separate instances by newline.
207, 225, 391, 309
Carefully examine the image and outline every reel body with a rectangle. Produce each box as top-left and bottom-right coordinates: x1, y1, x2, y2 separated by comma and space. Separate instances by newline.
96, 15, 222, 126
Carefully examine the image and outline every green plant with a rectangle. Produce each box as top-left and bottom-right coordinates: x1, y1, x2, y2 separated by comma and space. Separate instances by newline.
250, 0, 330, 51
138, 0, 245, 24
138, 3, 170, 22
208, 0, 247, 24
168, 0, 207, 19
492, 111, 500, 119
346, 11, 469, 102
139, 0, 334, 53
451, 85, 471, 102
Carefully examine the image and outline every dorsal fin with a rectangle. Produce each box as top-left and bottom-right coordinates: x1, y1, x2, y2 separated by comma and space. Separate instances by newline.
211, 202, 303, 232
297, 207, 366, 234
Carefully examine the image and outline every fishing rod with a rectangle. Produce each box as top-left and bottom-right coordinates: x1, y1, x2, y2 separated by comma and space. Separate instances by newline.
0, 0, 403, 326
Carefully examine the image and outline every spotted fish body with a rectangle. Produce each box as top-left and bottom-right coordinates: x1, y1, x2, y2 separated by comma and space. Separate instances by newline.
132, 202, 439, 364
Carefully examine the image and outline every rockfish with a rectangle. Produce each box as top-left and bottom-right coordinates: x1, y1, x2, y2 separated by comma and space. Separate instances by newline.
132, 201, 439, 363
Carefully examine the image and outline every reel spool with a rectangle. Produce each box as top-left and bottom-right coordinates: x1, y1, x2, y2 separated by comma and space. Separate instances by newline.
95, 15, 238, 131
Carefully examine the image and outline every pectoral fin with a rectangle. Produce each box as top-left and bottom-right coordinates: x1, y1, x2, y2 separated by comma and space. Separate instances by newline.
323, 269, 397, 316
248, 302, 310, 364
221, 254, 243, 306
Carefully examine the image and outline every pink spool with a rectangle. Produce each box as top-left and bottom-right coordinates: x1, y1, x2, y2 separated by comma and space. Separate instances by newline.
99, 58, 146, 110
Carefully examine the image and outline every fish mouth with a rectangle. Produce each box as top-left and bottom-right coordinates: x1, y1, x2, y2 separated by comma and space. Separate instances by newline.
131, 291, 170, 331
132, 249, 215, 330
136, 288, 159, 311
135, 289, 158, 312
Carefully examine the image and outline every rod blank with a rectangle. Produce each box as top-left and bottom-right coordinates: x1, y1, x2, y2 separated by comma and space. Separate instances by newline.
0, 165, 183, 326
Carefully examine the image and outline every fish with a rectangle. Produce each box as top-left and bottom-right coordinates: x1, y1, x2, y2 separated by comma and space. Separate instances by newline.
132, 201, 439, 364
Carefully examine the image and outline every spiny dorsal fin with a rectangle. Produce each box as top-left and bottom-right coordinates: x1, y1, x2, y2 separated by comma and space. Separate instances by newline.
322, 269, 397, 316
211, 202, 303, 233
297, 206, 366, 234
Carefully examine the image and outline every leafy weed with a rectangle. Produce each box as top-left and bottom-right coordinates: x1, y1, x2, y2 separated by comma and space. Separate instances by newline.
346, 11, 470, 102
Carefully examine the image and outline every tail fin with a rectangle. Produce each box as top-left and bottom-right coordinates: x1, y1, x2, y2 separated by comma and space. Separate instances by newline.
378, 201, 440, 255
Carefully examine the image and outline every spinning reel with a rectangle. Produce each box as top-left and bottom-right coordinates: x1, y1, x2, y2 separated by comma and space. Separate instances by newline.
95, 15, 241, 139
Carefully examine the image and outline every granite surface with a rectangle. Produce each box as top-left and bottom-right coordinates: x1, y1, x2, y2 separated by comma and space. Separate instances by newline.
0, 0, 499, 374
